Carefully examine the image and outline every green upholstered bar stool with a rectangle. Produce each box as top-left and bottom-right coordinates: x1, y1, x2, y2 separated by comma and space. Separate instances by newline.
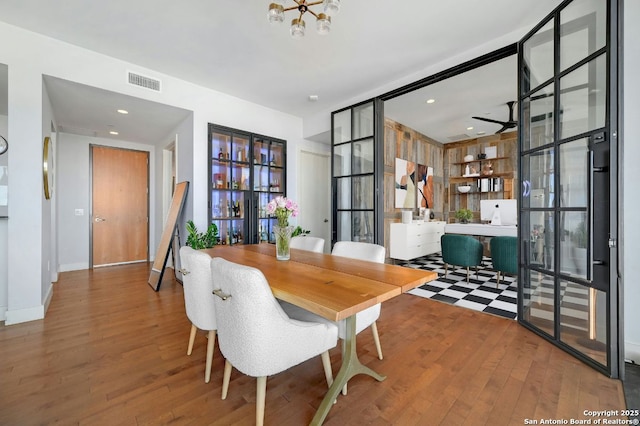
440, 234, 483, 283
490, 236, 518, 288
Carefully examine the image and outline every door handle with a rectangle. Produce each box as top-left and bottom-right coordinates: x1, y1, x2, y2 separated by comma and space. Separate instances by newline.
324, 218, 329, 223
592, 259, 605, 266
94, 216, 106, 222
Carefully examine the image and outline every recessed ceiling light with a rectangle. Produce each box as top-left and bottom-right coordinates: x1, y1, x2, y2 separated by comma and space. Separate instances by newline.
117, 109, 129, 114
426, 99, 435, 104
308, 95, 319, 102
467, 126, 474, 130
477, 131, 486, 136
109, 131, 119, 135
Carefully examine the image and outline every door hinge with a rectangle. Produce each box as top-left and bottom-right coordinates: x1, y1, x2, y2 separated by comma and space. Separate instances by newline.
608, 238, 616, 248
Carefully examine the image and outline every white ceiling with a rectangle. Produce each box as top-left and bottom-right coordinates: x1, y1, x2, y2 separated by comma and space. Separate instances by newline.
0, 0, 564, 144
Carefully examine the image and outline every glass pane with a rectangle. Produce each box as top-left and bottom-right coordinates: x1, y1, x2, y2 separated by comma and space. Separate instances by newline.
526, 211, 554, 270
523, 83, 555, 151
337, 211, 351, 241
269, 141, 284, 167
522, 148, 555, 209
333, 110, 351, 144
353, 211, 374, 243
560, 0, 606, 71
560, 211, 588, 278
353, 175, 373, 209
333, 143, 351, 177
522, 270, 555, 337
559, 54, 606, 139
253, 138, 268, 165
559, 281, 606, 366
353, 139, 374, 174
232, 135, 250, 163
523, 19, 554, 92
353, 102, 374, 139
560, 138, 588, 208
336, 177, 351, 209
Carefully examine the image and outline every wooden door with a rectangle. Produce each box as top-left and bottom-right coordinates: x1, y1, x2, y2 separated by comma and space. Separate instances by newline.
92, 145, 149, 267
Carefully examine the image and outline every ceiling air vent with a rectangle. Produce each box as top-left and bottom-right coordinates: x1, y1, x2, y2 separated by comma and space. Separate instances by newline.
447, 134, 471, 141
127, 71, 161, 92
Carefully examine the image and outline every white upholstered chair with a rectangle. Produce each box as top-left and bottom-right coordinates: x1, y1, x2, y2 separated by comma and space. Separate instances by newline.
330, 241, 385, 361
210, 257, 338, 426
179, 246, 217, 383
290, 235, 325, 253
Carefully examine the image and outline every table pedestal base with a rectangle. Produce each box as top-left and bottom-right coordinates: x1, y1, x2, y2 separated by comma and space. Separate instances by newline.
311, 316, 386, 425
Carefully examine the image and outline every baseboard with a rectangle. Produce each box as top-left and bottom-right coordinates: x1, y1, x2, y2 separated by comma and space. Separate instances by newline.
43, 282, 53, 316
5, 304, 45, 325
0, 306, 6, 322
626, 341, 640, 364
59, 262, 89, 272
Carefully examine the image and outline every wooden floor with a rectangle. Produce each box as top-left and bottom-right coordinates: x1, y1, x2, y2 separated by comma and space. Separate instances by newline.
0, 262, 626, 425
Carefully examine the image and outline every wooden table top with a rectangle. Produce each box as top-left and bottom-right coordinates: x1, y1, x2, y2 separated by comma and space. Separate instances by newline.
203, 244, 437, 322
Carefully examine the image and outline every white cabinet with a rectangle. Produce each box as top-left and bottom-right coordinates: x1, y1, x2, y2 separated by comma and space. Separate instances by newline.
390, 221, 445, 261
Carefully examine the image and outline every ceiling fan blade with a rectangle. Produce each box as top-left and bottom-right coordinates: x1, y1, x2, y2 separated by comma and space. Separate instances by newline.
472, 116, 507, 125
495, 122, 517, 134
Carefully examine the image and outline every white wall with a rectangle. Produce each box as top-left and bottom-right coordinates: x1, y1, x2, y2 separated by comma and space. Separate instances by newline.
623, 0, 640, 364
57, 133, 157, 271
0, 21, 304, 324
0, 114, 6, 320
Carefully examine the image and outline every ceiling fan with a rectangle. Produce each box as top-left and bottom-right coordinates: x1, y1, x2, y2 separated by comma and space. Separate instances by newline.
472, 101, 517, 134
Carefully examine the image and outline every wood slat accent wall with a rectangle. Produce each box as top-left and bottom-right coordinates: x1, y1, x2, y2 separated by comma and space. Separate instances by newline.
381, 119, 518, 257
383, 118, 445, 258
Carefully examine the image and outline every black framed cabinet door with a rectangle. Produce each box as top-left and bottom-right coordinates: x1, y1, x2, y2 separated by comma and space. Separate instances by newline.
517, 0, 620, 377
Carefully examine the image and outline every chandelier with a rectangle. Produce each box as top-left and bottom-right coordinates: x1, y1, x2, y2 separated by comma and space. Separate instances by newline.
268, 0, 341, 38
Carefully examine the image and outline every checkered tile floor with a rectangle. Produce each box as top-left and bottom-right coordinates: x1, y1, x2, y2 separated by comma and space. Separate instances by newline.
399, 253, 518, 320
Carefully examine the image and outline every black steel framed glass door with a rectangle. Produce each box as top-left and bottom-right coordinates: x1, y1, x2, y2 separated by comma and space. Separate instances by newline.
330, 99, 383, 246
518, 0, 620, 377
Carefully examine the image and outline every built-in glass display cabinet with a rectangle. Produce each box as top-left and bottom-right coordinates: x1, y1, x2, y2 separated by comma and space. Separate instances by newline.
209, 124, 286, 245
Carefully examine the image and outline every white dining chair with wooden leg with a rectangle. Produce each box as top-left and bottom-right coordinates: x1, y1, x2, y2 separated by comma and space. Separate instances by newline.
290, 235, 325, 253
179, 246, 218, 383
210, 257, 338, 426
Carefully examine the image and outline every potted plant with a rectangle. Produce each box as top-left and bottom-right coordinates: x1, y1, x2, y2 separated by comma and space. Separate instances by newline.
292, 226, 310, 237
455, 208, 473, 224
185, 220, 218, 249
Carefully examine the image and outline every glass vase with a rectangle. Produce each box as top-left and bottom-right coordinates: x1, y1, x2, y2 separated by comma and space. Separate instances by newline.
274, 225, 293, 261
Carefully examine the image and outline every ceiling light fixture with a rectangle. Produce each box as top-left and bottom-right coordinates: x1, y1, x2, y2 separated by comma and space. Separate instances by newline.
426, 99, 435, 104
109, 130, 119, 135
117, 109, 129, 114
268, 0, 341, 38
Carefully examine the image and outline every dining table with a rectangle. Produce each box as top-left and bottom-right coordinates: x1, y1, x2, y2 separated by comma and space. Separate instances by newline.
203, 243, 437, 425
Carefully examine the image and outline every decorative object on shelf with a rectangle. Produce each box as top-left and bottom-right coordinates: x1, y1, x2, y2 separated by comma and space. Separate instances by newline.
42, 136, 54, 200
186, 220, 218, 249
463, 154, 474, 162
268, 0, 340, 38
477, 153, 487, 160
482, 162, 494, 176
484, 146, 498, 159
266, 195, 299, 260
455, 208, 473, 224
457, 185, 472, 193
0, 135, 7, 155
